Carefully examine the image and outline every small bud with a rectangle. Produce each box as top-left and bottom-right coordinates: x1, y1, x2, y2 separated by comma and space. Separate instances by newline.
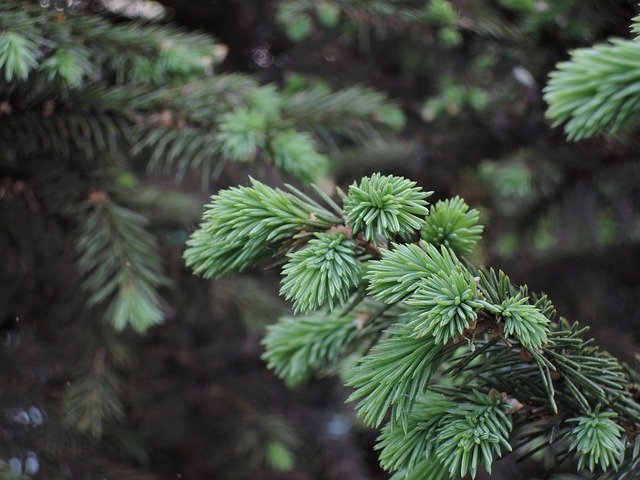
214, 44, 229, 62
0, 101, 12, 115
88, 189, 109, 205
505, 397, 524, 413
355, 313, 369, 330
520, 348, 534, 362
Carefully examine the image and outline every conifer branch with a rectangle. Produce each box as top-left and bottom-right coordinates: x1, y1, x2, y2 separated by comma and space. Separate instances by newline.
1, 3, 403, 185
63, 347, 124, 439
276, 0, 526, 46
77, 192, 168, 332
545, 36, 640, 140
262, 311, 360, 386
188, 173, 640, 478
634, 12, 640, 37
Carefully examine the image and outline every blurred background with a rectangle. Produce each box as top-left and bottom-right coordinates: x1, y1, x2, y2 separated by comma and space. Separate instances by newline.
1, 0, 640, 478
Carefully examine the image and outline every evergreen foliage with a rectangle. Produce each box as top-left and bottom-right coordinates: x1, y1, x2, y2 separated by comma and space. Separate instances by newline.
1, 0, 399, 331
567, 410, 625, 472
217, 108, 270, 162
184, 178, 342, 278
62, 348, 124, 438
262, 311, 359, 386
346, 322, 443, 428
271, 0, 640, 269
420, 196, 483, 254
189, 173, 640, 479
405, 266, 482, 344
633, 13, 640, 36
78, 196, 168, 332
545, 37, 640, 140
495, 293, 549, 350
5, 0, 640, 478
365, 242, 460, 303
280, 232, 360, 313
270, 130, 328, 183
276, 0, 463, 46
431, 392, 512, 478
274, 0, 590, 47
0, 1, 405, 477
343, 173, 431, 241
269, 0, 640, 263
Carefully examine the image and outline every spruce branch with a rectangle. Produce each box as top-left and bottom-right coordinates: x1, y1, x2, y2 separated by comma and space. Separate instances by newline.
545, 37, 640, 140
347, 323, 443, 428
217, 108, 269, 163
41, 44, 97, 87
434, 392, 513, 478
0, 31, 39, 82
377, 391, 454, 473
388, 458, 449, 480
568, 410, 625, 472
0, 3, 403, 186
270, 130, 329, 183
275, 0, 522, 47
1, 109, 130, 160
184, 228, 261, 279
281, 85, 406, 140
63, 348, 124, 439
77, 193, 168, 332
185, 178, 342, 278
262, 311, 360, 386
379, 391, 513, 479
188, 173, 640, 478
